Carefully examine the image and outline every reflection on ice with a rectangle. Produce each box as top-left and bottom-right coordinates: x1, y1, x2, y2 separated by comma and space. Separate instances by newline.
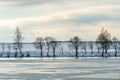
0, 57, 120, 80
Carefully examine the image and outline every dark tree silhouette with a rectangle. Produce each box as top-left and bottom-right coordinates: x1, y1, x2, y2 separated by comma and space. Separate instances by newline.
13, 27, 24, 57
112, 37, 119, 57
88, 42, 94, 54
45, 37, 55, 57
96, 28, 111, 57
34, 37, 44, 57
69, 36, 81, 57
50, 38, 58, 57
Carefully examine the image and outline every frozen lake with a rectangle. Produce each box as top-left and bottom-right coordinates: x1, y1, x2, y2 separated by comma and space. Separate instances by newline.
0, 57, 120, 80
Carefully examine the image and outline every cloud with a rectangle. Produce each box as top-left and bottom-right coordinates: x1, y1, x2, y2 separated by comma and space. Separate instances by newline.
25, 21, 120, 41
0, 2, 119, 42
0, 0, 86, 7
0, 5, 119, 26
0, 1, 17, 7
0, 0, 119, 8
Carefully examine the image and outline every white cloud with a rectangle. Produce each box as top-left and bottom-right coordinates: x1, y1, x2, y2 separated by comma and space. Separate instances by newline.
0, 1, 119, 42
24, 21, 120, 42
0, 1, 18, 8
0, 5, 119, 26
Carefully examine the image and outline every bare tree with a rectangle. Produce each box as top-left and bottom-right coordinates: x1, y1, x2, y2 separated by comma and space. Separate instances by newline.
34, 37, 44, 57
69, 36, 81, 57
96, 41, 101, 54
2, 43, 5, 54
60, 45, 64, 55
88, 42, 94, 54
13, 43, 18, 57
81, 42, 87, 54
112, 37, 119, 57
13, 27, 24, 57
7, 44, 11, 57
96, 28, 111, 57
44, 37, 55, 57
0, 43, 5, 57
50, 38, 58, 57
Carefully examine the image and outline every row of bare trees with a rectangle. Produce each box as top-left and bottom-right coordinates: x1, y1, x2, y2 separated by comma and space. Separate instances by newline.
0, 27, 119, 57
34, 29, 119, 57
67, 28, 120, 57
96, 28, 119, 57
34, 37, 58, 57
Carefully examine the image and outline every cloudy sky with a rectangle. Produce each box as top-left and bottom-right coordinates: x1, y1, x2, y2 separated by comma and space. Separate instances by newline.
0, 0, 120, 42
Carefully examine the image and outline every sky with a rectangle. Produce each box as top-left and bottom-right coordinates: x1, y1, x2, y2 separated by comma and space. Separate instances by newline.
0, 0, 120, 42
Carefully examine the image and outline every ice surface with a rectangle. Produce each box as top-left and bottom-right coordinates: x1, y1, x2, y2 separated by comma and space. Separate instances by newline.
0, 57, 120, 80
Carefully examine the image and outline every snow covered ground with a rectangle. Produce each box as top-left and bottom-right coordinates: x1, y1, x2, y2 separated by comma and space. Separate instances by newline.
0, 57, 120, 80
0, 42, 119, 57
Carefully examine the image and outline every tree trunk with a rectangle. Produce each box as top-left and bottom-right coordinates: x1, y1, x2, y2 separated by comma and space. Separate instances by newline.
105, 49, 108, 54
53, 48, 56, 57
84, 48, 86, 54
102, 48, 104, 57
91, 48, 93, 54
18, 43, 22, 57
75, 48, 78, 57
115, 48, 117, 57
98, 48, 100, 53
41, 47, 43, 57
47, 47, 49, 57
